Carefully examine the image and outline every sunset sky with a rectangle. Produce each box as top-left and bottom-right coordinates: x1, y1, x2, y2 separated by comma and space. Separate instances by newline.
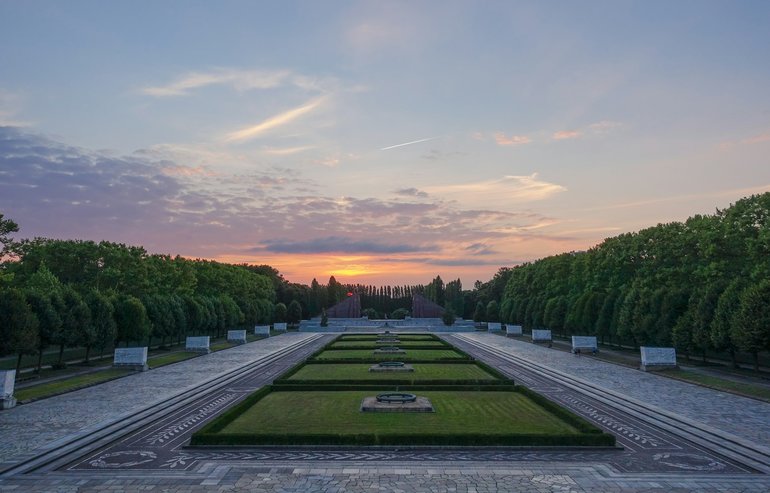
1, 1, 769, 286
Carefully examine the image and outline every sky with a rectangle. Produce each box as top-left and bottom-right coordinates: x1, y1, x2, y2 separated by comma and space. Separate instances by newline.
1, 1, 769, 287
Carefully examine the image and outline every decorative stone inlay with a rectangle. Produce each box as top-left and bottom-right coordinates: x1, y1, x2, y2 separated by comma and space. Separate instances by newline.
144, 393, 239, 446
360, 393, 434, 412
374, 347, 406, 354
369, 361, 414, 372
89, 450, 158, 468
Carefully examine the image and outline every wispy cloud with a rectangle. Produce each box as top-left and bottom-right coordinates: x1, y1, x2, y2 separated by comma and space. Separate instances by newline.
742, 132, 770, 145
263, 145, 315, 156
589, 120, 623, 133
426, 174, 566, 202
552, 130, 581, 140
257, 236, 434, 254
393, 187, 429, 198
142, 69, 292, 97
224, 97, 326, 142
494, 133, 531, 146
380, 137, 437, 151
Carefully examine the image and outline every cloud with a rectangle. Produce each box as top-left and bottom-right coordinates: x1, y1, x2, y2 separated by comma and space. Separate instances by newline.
0, 127, 571, 282
161, 165, 216, 177
263, 145, 315, 156
588, 121, 623, 133
494, 133, 532, 146
224, 97, 326, 142
426, 174, 567, 202
0, 90, 31, 127
742, 132, 770, 145
142, 69, 291, 97
393, 187, 429, 198
257, 236, 434, 254
552, 130, 581, 140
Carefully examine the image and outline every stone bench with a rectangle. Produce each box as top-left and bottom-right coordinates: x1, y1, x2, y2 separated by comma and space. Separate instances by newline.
113, 347, 148, 371
0, 370, 17, 410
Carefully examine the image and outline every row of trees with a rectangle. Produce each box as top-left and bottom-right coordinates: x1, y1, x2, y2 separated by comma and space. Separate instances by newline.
0, 227, 280, 371
499, 193, 770, 370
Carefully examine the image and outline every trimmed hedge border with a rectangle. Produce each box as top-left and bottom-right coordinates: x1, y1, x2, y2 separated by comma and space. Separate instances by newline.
191, 431, 615, 447
190, 333, 616, 448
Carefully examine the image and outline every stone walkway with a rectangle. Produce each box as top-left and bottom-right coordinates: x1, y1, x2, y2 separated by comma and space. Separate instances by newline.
2, 331, 770, 492
0, 333, 316, 463
461, 333, 770, 448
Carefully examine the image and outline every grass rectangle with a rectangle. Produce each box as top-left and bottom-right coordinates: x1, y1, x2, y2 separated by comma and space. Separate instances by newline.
313, 349, 468, 361
329, 340, 448, 348
286, 363, 501, 381
191, 389, 615, 446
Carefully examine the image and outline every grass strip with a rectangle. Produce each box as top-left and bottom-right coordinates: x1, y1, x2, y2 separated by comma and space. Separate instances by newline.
657, 369, 770, 402
15, 368, 135, 402
149, 351, 200, 368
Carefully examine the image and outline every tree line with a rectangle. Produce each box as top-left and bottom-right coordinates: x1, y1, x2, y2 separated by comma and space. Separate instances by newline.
498, 193, 770, 370
0, 230, 277, 371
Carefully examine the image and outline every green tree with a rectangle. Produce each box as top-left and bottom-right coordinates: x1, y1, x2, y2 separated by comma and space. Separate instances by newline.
0, 288, 40, 371
273, 302, 287, 323
442, 306, 456, 326
86, 290, 116, 361
287, 299, 303, 324
486, 300, 500, 323
25, 290, 61, 372
473, 301, 485, 322
733, 281, 770, 372
113, 295, 150, 345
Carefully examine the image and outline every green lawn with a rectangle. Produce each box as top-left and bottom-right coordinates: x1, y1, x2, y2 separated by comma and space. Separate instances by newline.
287, 363, 499, 381
313, 349, 468, 361
218, 390, 580, 436
329, 340, 448, 348
338, 334, 437, 341
149, 351, 200, 367
659, 369, 770, 401
15, 369, 135, 402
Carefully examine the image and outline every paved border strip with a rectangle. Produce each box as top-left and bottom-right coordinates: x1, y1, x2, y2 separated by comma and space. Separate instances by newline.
452, 333, 770, 474
0, 333, 325, 477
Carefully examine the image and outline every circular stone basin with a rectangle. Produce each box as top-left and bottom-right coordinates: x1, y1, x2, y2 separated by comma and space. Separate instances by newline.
379, 361, 405, 367
376, 392, 417, 403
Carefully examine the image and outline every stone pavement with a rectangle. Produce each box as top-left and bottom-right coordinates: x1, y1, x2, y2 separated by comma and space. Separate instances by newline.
0, 333, 317, 463
460, 333, 770, 448
2, 331, 770, 492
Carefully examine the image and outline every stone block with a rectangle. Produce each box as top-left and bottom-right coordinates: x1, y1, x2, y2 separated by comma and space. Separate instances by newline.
506, 325, 523, 336
273, 322, 287, 331
185, 336, 210, 353
227, 330, 247, 344
531, 329, 552, 342
0, 370, 16, 410
640, 346, 677, 371
254, 325, 270, 336
571, 336, 598, 353
113, 347, 148, 371
487, 322, 502, 332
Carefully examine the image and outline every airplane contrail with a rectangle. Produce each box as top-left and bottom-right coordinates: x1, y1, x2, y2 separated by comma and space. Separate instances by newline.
380, 137, 437, 151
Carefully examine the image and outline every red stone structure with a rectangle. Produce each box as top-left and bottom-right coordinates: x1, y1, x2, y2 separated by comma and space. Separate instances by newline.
326, 293, 361, 318
411, 294, 445, 318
